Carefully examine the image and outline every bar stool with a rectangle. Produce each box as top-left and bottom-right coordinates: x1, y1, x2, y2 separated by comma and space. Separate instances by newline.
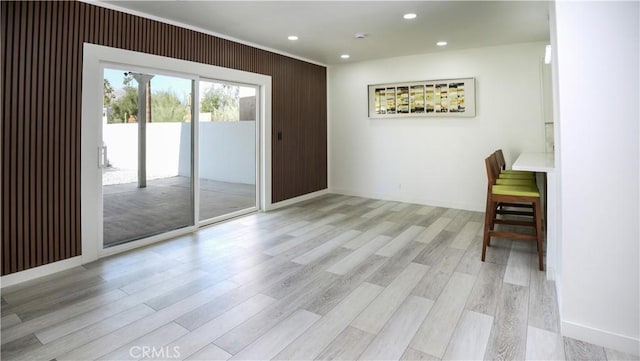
482, 154, 544, 271
489, 152, 535, 215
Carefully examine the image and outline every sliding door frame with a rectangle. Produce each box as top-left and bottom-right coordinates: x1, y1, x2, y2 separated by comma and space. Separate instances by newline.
81, 43, 272, 263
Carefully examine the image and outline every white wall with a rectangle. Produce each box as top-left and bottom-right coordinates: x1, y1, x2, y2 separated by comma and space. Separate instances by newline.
554, 1, 639, 355
329, 42, 548, 211
103, 122, 185, 180
104, 121, 256, 185
188, 121, 256, 184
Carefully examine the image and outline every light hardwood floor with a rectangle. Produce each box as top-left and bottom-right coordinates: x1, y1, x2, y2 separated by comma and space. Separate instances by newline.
1, 195, 636, 361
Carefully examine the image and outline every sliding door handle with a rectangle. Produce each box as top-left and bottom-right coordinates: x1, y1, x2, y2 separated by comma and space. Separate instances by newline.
98, 145, 108, 168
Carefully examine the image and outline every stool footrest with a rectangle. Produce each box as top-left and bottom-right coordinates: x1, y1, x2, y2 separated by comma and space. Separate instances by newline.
496, 210, 534, 216
494, 219, 536, 227
498, 202, 533, 208
489, 231, 537, 241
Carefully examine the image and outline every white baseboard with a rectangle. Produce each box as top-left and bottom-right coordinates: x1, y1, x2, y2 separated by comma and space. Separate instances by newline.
0, 256, 83, 289
545, 266, 556, 281
562, 320, 640, 356
266, 188, 329, 210
329, 187, 484, 212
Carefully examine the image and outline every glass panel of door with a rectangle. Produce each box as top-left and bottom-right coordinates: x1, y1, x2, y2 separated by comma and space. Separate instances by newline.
198, 80, 257, 222
102, 67, 194, 247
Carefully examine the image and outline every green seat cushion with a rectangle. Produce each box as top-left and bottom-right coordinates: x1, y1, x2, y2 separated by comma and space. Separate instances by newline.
492, 184, 540, 197
499, 173, 535, 179
502, 170, 534, 175
496, 178, 535, 186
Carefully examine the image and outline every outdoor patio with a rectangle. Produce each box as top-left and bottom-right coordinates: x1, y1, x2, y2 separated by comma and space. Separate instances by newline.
103, 176, 255, 247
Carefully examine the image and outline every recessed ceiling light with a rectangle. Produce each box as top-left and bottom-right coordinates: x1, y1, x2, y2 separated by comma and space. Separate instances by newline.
403, 13, 417, 20
436, 41, 448, 46
288, 35, 299, 41
340, 54, 350, 59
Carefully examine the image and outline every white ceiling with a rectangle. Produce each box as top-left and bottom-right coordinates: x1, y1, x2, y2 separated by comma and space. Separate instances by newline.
100, 1, 551, 65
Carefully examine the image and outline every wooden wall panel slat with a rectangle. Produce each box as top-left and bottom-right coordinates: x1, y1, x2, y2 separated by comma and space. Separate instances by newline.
42, 0, 51, 265
15, 1, 26, 272
75, 4, 84, 252
88, 2, 94, 44
68, 0, 76, 259
97, 6, 104, 45
25, 0, 35, 268
34, 1, 44, 267
60, 0, 69, 261
62, 0, 69, 260
1, 2, 18, 272
71, 1, 80, 257
2, 1, 13, 275
52, 1, 61, 262
1, 1, 327, 275
107, 6, 114, 47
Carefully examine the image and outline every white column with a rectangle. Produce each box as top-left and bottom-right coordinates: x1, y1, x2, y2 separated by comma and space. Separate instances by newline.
131, 73, 154, 188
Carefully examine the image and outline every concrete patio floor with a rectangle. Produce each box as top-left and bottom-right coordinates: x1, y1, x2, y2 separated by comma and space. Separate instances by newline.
103, 176, 256, 247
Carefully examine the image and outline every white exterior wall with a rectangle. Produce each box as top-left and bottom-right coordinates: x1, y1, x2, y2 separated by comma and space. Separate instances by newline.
103, 121, 255, 184
188, 121, 256, 184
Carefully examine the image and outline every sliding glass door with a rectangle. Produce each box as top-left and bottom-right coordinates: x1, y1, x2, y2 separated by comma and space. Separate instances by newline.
100, 67, 259, 248
82, 44, 271, 260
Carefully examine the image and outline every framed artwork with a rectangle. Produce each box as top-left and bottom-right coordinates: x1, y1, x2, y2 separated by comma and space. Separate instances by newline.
368, 78, 476, 118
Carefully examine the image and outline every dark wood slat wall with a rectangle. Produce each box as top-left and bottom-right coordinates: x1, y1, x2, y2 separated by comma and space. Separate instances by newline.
1, 1, 328, 276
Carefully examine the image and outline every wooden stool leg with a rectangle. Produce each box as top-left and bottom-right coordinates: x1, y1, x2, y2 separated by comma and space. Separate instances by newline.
482, 199, 495, 262
482, 223, 489, 262
534, 199, 544, 271
488, 199, 498, 247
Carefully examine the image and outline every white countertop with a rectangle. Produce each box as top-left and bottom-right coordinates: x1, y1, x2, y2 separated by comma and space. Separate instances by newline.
512, 152, 555, 172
